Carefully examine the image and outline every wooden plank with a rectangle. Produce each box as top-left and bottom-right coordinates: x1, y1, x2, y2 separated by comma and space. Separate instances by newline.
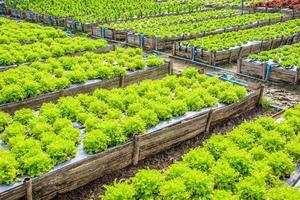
240, 59, 299, 84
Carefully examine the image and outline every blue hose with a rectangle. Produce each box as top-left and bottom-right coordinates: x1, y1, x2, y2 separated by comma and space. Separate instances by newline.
48, 15, 53, 24
265, 63, 273, 81
140, 34, 145, 48
101, 28, 106, 38
71, 21, 77, 30
206, 73, 249, 87
29, 12, 34, 21
191, 46, 196, 61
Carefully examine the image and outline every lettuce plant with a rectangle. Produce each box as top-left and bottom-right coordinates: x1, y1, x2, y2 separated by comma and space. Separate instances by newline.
84, 129, 111, 154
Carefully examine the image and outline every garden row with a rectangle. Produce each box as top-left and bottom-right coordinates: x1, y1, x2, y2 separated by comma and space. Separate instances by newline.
96, 9, 242, 41
101, 104, 300, 200
2, 0, 262, 23
238, 42, 300, 84
123, 12, 289, 50
99, 9, 240, 33
0, 48, 167, 113
173, 18, 300, 64
0, 68, 263, 200
0, 18, 66, 44
0, 37, 108, 68
2, 0, 205, 25
0, 18, 109, 68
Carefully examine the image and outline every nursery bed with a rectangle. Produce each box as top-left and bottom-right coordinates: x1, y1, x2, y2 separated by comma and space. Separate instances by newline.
91, 11, 243, 42
0, 62, 172, 114
238, 58, 300, 84
0, 82, 263, 200
206, 4, 300, 17
125, 14, 292, 51
173, 32, 300, 65
1, 7, 208, 33
0, 45, 114, 72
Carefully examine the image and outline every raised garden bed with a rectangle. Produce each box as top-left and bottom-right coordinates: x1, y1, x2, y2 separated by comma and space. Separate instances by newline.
92, 9, 241, 41
238, 58, 300, 84
0, 77, 263, 200
238, 41, 300, 84
99, 104, 300, 200
1, 7, 96, 33
0, 61, 172, 114
125, 13, 291, 50
0, 45, 114, 72
173, 32, 300, 65
2, 6, 207, 33
206, 4, 300, 16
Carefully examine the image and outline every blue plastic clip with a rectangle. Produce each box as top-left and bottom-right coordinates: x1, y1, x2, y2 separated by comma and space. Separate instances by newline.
191, 46, 196, 61
29, 12, 34, 21
48, 15, 53, 24
139, 34, 145, 48
71, 21, 77, 30
66, 30, 73, 37
101, 28, 106, 38
265, 63, 272, 81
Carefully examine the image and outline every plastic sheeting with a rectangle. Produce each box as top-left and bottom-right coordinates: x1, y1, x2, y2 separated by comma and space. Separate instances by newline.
0, 103, 223, 192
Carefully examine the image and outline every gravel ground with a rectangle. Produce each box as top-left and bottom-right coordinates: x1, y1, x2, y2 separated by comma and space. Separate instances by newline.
55, 57, 300, 200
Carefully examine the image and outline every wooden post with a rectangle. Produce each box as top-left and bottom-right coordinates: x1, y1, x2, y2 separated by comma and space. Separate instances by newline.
172, 42, 176, 56
237, 58, 242, 74
213, 51, 217, 66
168, 61, 174, 75
208, 51, 212, 65
270, 39, 274, 50
205, 109, 214, 133
228, 50, 233, 63
295, 69, 300, 85
132, 135, 141, 165
238, 47, 243, 59
257, 84, 264, 106
261, 63, 267, 80
119, 76, 125, 88
24, 178, 32, 200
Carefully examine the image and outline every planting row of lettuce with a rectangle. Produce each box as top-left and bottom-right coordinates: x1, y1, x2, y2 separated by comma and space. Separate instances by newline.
124, 13, 284, 38
3, 0, 205, 23
100, 9, 240, 31
0, 18, 66, 44
0, 68, 248, 185
0, 37, 107, 66
101, 104, 300, 200
185, 18, 300, 51
247, 42, 300, 70
0, 48, 164, 105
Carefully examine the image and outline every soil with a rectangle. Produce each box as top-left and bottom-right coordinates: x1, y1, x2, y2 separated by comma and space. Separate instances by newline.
55, 55, 299, 200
